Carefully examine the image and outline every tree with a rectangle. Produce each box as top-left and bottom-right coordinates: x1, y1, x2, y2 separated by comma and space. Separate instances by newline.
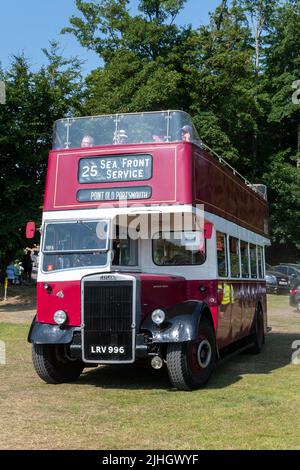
0, 44, 83, 267
259, 0, 300, 254
243, 0, 277, 75
189, 0, 262, 165
265, 0, 300, 153
263, 152, 300, 256
64, 0, 195, 115
62, 0, 189, 63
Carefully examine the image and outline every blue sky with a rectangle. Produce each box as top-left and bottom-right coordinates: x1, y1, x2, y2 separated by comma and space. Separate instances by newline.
0, 0, 222, 75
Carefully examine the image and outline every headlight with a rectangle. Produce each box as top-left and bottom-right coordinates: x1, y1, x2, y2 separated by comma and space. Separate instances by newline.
151, 309, 165, 326
53, 310, 67, 325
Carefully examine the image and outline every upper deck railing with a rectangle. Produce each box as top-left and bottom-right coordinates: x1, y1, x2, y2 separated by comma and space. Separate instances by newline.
52, 110, 267, 201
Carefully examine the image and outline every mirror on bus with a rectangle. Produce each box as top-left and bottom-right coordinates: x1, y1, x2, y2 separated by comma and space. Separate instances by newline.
204, 222, 213, 239
26, 221, 36, 239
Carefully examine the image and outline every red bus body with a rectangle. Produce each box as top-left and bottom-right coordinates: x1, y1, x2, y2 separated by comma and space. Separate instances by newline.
29, 111, 269, 390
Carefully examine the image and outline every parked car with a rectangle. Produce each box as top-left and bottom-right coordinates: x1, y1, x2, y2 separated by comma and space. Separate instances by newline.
273, 264, 300, 286
265, 271, 278, 294
289, 279, 300, 312
266, 264, 290, 294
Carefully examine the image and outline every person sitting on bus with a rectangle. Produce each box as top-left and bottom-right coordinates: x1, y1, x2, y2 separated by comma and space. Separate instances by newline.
152, 134, 164, 142
181, 125, 192, 142
81, 135, 95, 147
113, 129, 128, 144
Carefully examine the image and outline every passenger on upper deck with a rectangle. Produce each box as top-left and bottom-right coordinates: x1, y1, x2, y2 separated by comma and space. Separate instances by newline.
152, 134, 164, 142
81, 135, 95, 147
114, 129, 128, 144
181, 125, 192, 142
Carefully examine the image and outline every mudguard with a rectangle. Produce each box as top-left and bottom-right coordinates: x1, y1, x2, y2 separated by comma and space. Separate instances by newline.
141, 301, 213, 343
28, 317, 78, 344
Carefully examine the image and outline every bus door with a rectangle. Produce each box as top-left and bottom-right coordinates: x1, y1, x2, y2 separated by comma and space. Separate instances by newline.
216, 232, 233, 347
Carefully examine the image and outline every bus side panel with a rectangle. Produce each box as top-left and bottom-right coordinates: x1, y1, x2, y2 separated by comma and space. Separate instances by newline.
192, 147, 268, 237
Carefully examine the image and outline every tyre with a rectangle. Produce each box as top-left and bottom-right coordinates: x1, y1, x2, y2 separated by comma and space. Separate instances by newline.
166, 317, 216, 391
248, 307, 265, 354
32, 344, 84, 384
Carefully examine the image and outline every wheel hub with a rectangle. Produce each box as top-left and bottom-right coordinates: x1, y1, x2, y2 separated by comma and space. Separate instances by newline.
197, 340, 212, 368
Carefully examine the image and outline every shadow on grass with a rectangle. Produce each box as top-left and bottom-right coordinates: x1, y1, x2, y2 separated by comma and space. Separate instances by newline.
78, 360, 170, 390
76, 331, 300, 391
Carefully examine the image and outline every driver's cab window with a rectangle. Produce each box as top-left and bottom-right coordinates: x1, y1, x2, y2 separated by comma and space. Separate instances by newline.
112, 226, 138, 266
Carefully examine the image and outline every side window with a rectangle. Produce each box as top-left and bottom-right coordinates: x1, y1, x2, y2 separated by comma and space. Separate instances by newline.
250, 244, 257, 278
257, 246, 264, 278
216, 231, 228, 277
229, 237, 240, 278
240, 241, 249, 278
152, 231, 206, 266
288, 267, 298, 278
275, 266, 287, 275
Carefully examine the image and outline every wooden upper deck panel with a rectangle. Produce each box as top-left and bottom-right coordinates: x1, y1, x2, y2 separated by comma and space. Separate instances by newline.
192, 147, 268, 237
43, 141, 268, 237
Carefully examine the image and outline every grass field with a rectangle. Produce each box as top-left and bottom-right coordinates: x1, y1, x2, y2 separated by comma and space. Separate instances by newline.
0, 293, 299, 450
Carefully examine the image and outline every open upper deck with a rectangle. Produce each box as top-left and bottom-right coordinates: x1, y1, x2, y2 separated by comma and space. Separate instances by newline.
53, 110, 201, 149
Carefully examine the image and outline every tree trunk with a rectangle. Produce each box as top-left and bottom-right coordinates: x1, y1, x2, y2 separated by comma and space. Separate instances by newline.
297, 121, 300, 168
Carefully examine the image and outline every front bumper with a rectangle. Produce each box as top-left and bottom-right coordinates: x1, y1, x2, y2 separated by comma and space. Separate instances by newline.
28, 320, 78, 344
28, 320, 151, 361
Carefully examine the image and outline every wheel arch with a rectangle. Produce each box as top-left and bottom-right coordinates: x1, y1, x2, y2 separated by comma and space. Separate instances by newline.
141, 300, 217, 345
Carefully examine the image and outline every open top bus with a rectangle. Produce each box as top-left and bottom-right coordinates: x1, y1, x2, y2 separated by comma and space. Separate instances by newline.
27, 110, 269, 391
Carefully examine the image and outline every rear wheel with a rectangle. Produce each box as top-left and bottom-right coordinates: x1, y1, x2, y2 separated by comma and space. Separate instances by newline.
32, 344, 84, 384
248, 307, 264, 354
166, 317, 216, 391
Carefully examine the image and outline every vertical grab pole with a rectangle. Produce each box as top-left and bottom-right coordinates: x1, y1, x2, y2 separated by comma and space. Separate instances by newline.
166, 110, 171, 142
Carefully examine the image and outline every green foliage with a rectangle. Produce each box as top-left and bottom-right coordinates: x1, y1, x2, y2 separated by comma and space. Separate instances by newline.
263, 152, 300, 248
0, 43, 83, 266
84, 50, 184, 114
62, 0, 188, 63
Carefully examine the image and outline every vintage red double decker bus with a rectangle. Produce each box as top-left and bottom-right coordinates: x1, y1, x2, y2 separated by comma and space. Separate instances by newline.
27, 110, 269, 391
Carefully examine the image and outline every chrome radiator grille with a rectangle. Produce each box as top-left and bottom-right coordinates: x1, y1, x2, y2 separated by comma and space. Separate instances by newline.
82, 278, 135, 363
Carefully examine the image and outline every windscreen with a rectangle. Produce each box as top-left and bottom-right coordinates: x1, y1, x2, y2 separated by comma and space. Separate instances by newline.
52, 111, 201, 149
43, 221, 109, 252
42, 220, 109, 272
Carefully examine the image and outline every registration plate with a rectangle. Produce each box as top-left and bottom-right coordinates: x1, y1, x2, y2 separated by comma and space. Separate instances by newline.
83, 330, 133, 362
90, 345, 126, 355
278, 281, 287, 285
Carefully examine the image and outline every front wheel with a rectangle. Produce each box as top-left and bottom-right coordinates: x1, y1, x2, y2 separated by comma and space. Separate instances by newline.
166, 318, 216, 391
32, 344, 84, 384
